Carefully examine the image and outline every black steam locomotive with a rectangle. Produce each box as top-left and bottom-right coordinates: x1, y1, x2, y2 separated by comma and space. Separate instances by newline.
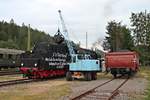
20, 29, 99, 78
20, 42, 70, 69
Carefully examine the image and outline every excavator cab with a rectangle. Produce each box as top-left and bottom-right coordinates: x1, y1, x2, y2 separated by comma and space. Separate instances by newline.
71, 54, 91, 63
66, 54, 100, 81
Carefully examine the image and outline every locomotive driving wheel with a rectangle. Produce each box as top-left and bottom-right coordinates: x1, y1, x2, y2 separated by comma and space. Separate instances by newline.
84, 72, 92, 81
91, 72, 97, 80
112, 73, 117, 78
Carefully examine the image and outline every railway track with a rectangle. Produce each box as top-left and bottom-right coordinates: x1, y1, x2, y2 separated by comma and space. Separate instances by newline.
0, 71, 21, 76
0, 78, 42, 87
0, 76, 64, 88
71, 78, 129, 100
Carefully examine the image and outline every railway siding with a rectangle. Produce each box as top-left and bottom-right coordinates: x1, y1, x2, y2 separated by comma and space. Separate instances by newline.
0, 74, 147, 100
70, 78, 129, 100
61, 77, 147, 100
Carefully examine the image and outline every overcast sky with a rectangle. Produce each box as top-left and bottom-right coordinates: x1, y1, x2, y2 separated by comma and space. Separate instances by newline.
0, 0, 150, 49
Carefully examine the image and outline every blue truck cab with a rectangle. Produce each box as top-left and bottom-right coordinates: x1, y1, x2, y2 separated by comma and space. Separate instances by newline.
66, 54, 101, 81
70, 54, 100, 71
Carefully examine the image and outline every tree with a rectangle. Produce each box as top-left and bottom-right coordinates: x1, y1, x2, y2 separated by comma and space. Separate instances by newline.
103, 20, 133, 51
0, 20, 54, 50
10, 18, 14, 24
130, 10, 150, 65
0, 30, 8, 41
121, 26, 134, 50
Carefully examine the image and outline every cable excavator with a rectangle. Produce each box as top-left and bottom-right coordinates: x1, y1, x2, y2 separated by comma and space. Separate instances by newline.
58, 10, 101, 81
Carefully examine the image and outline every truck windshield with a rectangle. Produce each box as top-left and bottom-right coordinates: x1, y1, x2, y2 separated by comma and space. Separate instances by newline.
78, 54, 84, 59
72, 56, 76, 63
77, 54, 91, 60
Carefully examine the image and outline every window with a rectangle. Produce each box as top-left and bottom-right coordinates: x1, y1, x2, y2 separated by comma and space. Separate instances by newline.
8, 54, 12, 59
0, 54, 3, 59
78, 55, 82, 59
78, 54, 84, 60
73, 56, 76, 63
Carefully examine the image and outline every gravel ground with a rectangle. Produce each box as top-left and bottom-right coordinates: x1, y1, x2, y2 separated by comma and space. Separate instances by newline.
60, 77, 148, 100
0, 74, 147, 100
118, 77, 147, 100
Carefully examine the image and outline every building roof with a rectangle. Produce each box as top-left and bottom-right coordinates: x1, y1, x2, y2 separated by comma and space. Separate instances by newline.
0, 48, 25, 55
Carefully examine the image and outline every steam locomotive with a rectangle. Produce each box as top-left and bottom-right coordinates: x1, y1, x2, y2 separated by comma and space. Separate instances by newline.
20, 30, 100, 78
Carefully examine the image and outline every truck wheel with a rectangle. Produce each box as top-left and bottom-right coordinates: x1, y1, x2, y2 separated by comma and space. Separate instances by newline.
85, 72, 92, 81
66, 71, 72, 81
112, 73, 117, 78
27, 75, 32, 79
127, 72, 131, 77
121, 73, 125, 76
92, 72, 97, 80
128, 70, 134, 77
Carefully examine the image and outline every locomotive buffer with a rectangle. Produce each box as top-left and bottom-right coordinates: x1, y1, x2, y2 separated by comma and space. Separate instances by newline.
58, 10, 101, 81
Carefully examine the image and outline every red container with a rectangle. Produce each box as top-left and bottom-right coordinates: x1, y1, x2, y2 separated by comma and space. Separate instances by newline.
105, 51, 139, 76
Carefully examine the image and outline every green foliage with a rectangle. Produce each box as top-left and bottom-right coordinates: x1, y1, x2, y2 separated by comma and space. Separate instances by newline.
103, 20, 133, 51
0, 40, 18, 49
130, 10, 150, 65
0, 30, 8, 41
0, 19, 54, 50
139, 67, 150, 100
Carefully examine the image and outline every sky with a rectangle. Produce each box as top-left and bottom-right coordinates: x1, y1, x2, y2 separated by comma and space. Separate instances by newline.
0, 0, 150, 50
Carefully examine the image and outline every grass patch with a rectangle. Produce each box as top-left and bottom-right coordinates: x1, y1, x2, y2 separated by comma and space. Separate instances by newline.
97, 72, 113, 79
0, 83, 71, 100
139, 66, 150, 100
0, 74, 22, 81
